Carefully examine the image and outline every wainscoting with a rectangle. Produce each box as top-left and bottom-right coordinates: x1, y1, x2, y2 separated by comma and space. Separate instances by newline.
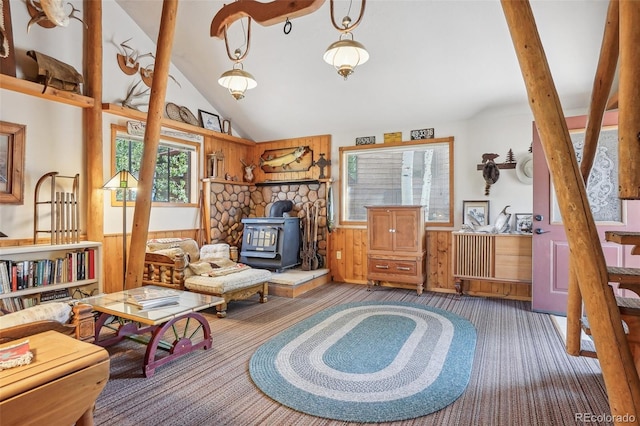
2, 228, 530, 300
328, 228, 531, 301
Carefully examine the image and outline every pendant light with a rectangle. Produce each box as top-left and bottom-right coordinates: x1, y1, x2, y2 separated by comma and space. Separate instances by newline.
323, 0, 369, 80
218, 18, 257, 100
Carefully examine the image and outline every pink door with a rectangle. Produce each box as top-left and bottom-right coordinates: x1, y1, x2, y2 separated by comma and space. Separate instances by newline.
532, 111, 640, 314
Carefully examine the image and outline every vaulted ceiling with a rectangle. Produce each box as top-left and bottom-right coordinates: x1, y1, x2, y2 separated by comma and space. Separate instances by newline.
115, 0, 612, 141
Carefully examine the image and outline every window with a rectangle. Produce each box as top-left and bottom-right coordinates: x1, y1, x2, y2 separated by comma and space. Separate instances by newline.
111, 125, 199, 206
340, 138, 453, 226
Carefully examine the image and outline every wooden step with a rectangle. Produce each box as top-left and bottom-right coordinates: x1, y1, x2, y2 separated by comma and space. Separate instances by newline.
605, 231, 640, 255
608, 266, 640, 288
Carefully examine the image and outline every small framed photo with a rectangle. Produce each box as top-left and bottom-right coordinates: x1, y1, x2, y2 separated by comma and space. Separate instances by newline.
463, 200, 490, 226
355, 136, 376, 145
198, 109, 221, 132
410, 128, 435, 140
514, 213, 533, 233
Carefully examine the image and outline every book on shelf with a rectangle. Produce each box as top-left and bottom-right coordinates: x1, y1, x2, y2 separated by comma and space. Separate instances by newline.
126, 287, 180, 309
0, 246, 97, 295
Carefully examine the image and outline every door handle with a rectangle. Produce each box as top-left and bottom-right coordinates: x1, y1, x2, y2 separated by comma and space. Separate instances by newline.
535, 228, 550, 234
534, 214, 543, 221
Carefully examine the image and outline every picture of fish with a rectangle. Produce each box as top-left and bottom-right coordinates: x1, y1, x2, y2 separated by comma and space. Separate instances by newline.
260, 146, 312, 173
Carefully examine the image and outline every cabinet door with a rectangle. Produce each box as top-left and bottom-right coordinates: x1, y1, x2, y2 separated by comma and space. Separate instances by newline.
368, 209, 393, 251
393, 209, 421, 252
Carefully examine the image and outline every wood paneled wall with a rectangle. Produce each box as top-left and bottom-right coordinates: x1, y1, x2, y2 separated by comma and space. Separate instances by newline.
250, 134, 331, 182
328, 228, 531, 301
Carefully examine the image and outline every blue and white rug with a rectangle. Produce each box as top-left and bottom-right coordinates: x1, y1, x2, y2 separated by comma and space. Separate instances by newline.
249, 301, 477, 422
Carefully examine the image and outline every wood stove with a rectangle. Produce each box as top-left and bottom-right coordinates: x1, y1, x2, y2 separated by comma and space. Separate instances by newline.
240, 201, 301, 272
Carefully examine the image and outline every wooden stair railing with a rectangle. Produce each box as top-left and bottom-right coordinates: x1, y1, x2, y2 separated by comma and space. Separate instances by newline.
502, 0, 640, 421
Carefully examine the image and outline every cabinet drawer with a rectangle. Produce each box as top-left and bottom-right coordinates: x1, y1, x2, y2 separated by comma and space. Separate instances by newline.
368, 258, 418, 277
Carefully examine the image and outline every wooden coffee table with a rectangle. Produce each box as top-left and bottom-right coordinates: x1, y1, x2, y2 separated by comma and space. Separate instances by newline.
81, 286, 224, 377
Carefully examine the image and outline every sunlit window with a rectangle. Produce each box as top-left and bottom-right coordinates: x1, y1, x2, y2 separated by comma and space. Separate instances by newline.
340, 138, 453, 226
111, 126, 199, 206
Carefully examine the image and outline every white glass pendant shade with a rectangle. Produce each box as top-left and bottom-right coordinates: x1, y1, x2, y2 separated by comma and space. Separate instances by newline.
323, 38, 369, 79
218, 67, 257, 100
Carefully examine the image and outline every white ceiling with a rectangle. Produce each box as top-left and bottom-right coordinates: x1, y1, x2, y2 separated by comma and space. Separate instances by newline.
115, 0, 612, 142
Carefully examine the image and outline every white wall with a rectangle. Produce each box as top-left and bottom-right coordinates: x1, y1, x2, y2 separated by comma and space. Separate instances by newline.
0, 0, 590, 239
0, 0, 225, 239
327, 101, 590, 231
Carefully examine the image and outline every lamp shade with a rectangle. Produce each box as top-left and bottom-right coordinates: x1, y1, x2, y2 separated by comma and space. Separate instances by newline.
102, 170, 138, 190
218, 68, 257, 100
323, 38, 369, 79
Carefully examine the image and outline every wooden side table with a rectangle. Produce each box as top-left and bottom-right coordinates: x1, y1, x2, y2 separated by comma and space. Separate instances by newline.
0, 331, 110, 426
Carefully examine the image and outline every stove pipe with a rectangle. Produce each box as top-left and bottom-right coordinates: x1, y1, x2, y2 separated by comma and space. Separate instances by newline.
270, 200, 294, 217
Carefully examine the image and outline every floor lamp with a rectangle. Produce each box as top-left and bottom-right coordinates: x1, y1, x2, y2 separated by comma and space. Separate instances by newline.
103, 170, 138, 290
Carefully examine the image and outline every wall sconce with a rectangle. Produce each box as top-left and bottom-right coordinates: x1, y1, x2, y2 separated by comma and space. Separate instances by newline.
218, 18, 257, 100
323, 0, 369, 79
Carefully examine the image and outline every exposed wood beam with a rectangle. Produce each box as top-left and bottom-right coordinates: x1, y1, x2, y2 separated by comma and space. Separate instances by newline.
84, 0, 103, 242
580, 0, 619, 183
125, 0, 178, 290
567, 0, 619, 359
619, 0, 640, 199
501, 0, 640, 421
210, 0, 326, 38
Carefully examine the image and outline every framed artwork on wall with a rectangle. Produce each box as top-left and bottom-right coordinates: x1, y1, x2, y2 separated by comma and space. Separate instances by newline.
198, 109, 221, 132
0, 120, 25, 205
514, 213, 533, 233
463, 200, 489, 226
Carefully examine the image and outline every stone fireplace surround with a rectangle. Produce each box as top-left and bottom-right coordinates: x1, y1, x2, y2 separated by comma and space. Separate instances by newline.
207, 181, 328, 267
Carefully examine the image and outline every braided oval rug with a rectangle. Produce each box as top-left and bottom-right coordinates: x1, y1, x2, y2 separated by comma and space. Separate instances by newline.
249, 301, 477, 422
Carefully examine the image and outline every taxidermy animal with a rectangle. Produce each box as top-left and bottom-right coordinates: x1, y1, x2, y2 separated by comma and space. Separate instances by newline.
240, 159, 256, 183
482, 159, 500, 195
260, 146, 308, 169
26, 0, 86, 32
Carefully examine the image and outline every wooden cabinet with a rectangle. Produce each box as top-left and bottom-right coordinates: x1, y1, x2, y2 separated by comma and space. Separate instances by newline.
366, 206, 426, 295
0, 242, 102, 311
452, 232, 532, 295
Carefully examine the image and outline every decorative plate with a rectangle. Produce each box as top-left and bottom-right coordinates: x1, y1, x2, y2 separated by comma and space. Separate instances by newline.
179, 106, 200, 127
165, 102, 182, 121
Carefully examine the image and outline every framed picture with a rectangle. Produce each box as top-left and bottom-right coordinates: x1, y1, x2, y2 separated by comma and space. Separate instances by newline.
198, 109, 221, 132
410, 128, 434, 140
0, 120, 25, 204
514, 213, 533, 233
355, 136, 376, 145
463, 200, 490, 226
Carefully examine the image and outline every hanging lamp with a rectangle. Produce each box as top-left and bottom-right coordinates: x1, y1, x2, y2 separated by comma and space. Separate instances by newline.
323, 0, 369, 79
218, 18, 257, 100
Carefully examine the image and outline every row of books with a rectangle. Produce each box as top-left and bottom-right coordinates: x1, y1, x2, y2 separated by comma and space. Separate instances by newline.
0, 289, 71, 313
0, 248, 96, 294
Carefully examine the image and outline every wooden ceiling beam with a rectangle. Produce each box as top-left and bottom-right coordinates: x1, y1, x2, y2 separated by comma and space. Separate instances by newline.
210, 0, 326, 38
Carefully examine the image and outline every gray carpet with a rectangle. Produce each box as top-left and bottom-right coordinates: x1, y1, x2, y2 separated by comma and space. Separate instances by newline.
94, 283, 610, 426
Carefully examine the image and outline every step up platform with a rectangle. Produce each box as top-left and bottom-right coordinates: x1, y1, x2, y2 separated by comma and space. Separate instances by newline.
268, 268, 331, 298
